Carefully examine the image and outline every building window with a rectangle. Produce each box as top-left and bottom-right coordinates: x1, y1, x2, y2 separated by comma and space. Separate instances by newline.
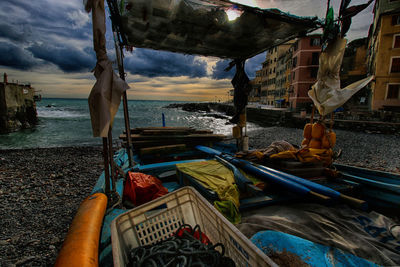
310, 38, 321, 46
393, 34, 400, 48
311, 52, 319, 65
392, 15, 400, 25
387, 84, 400, 99
293, 56, 297, 68
292, 71, 295, 80
293, 42, 298, 51
390, 57, 400, 73
273, 67, 275, 73
310, 67, 318, 78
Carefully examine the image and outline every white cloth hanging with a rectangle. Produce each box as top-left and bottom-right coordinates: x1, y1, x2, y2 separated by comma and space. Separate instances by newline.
308, 37, 373, 115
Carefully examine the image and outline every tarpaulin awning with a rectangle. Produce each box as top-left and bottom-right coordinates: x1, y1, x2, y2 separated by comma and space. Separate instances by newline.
117, 0, 320, 59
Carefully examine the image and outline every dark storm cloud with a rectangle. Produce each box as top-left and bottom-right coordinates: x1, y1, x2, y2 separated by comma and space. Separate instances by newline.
0, 23, 31, 43
0, 0, 95, 72
211, 52, 267, 80
0, 42, 38, 70
124, 49, 208, 78
211, 60, 235, 80
28, 43, 96, 73
0, 0, 206, 77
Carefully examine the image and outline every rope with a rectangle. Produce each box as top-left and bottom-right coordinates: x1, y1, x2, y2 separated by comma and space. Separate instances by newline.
310, 105, 315, 124
127, 224, 235, 267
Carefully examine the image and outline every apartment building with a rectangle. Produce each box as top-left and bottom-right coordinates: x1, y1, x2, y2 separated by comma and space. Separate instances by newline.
249, 69, 262, 102
264, 46, 277, 105
341, 38, 369, 110
289, 35, 322, 110
260, 41, 294, 106
368, 0, 400, 110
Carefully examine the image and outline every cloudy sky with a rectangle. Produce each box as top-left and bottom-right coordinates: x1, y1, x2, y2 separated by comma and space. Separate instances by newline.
0, 0, 373, 101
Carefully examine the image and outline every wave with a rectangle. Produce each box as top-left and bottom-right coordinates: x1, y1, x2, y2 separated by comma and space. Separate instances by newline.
37, 108, 88, 118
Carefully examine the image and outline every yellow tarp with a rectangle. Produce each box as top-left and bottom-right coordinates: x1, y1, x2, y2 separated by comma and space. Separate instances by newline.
176, 160, 241, 224
270, 148, 333, 166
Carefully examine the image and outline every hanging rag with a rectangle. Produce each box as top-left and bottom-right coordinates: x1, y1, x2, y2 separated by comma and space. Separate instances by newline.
230, 60, 252, 124
308, 37, 373, 116
85, 0, 129, 137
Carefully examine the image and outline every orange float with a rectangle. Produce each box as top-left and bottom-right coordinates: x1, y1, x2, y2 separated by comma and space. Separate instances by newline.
309, 138, 322, 149
301, 138, 310, 147
55, 193, 107, 267
311, 122, 325, 139
303, 123, 312, 139
322, 131, 337, 148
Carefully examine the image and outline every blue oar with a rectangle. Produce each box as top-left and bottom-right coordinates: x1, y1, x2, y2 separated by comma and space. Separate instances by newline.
196, 145, 368, 210
342, 173, 400, 193
215, 155, 264, 196
251, 162, 368, 210
196, 146, 330, 201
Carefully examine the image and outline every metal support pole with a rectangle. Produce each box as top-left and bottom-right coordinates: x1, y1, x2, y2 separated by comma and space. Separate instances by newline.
113, 31, 134, 167
102, 137, 111, 196
108, 128, 116, 193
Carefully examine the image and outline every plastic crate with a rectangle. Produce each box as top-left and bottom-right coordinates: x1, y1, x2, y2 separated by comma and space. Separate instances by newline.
111, 187, 276, 267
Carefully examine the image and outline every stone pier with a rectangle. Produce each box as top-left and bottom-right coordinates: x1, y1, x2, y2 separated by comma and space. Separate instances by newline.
0, 73, 38, 133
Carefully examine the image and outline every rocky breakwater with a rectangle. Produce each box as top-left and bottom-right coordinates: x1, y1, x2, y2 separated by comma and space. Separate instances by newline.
166, 102, 400, 134
0, 81, 38, 134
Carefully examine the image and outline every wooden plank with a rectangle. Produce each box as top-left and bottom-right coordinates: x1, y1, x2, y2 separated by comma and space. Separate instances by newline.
123, 139, 219, 149
139, 144, 187, 156
192, 129, 213, 134
127, 127, 193, 134
126, 127, 214, 135
119, 133, 226, 141
141, 130, 190, 135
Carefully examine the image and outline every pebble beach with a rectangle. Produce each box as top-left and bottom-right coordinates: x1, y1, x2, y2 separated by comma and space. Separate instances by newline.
0, 128, 399, 266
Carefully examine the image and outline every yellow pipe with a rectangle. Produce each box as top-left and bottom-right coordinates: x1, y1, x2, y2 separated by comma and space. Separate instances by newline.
55, 193, 107, 267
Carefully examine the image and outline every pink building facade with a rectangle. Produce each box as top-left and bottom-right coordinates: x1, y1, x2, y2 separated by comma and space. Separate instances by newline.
289, 35, 322, 110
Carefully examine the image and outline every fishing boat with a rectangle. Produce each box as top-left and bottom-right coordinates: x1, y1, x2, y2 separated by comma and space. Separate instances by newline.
55, 0, 400, 266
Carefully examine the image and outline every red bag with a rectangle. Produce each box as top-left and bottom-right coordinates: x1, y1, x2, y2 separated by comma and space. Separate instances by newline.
123, 172, 168, 206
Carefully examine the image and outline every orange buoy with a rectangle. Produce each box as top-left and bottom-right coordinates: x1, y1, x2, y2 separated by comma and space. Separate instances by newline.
55, 193, 107, 267
309, 138, 322, 149
322, 131, 337, 148
311, 122, 325, 139
301, 138, 310, 147
303, 123, 312, 140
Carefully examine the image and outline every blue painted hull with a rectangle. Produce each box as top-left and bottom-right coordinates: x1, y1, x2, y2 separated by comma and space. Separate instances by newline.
91, 145, 400, 266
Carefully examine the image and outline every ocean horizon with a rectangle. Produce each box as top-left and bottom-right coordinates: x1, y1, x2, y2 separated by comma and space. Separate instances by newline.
0, 98, 260, 149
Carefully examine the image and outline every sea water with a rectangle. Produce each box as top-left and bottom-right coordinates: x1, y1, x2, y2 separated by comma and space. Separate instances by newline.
0, 98, 258, 149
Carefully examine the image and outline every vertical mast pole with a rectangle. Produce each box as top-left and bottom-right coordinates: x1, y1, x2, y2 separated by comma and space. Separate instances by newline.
102, 137, 111, 196
113, 31, 133, 167
108, 128, 116, 193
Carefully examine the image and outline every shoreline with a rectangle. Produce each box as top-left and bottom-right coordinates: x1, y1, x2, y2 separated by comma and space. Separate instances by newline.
166, 102, 400, 135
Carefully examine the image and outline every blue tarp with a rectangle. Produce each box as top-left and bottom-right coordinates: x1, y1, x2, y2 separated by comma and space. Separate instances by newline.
251, 230, 379, 267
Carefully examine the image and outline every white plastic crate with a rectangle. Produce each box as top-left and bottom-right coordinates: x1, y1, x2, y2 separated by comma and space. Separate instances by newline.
111, 187, 276, 267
